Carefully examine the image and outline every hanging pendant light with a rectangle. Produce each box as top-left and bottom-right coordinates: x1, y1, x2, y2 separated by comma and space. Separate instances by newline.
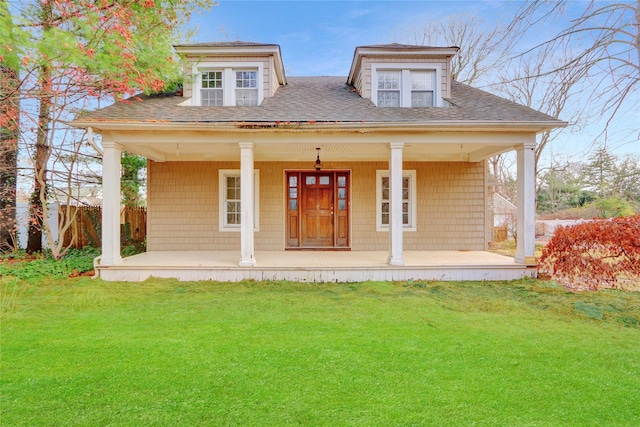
314, 147, 323, 171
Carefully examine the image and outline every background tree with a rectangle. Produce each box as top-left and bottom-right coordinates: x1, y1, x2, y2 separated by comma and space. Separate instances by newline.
404, 3, 638, 215
536, 162, 587, 214
509, 0, 639, 131
493, 40, 591, 183
0, 0, 25, 253
404, 14, 518, 85
582, 146, 621, 199
615, 154, 640, 203
579, 146, 639, 217
0, 64, 19, 252
2, 0, 213, 256
121, 152, 147, 208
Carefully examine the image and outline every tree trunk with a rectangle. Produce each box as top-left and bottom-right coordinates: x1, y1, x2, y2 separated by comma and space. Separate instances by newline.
26, 1, 53, 254
0, 65, 19, 252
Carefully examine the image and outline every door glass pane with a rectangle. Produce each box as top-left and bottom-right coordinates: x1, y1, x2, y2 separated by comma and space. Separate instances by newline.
338, 176, 346, 187
289, 188, 297, 199
319, 176, 330, 185
289, 176, 297, 187
306, 176, 316, 185
289, 200, 297, 210
338, 200, 346, 210
338, 188, 346, 199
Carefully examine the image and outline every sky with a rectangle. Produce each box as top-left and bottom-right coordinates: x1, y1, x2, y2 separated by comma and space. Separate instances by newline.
188, 0, 639, 161
190, 0, 520, 76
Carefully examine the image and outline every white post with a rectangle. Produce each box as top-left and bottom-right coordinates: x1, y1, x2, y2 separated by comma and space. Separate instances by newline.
101, 141, 122, 266
239, 142, 255, 266
388, 142, 405, 266
515, 140, 536, 265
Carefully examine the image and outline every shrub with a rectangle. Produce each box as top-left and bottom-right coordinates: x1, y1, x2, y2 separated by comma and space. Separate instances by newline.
539, 215, 640, 290
0, 247, 100, 281
593, 197, 636, 218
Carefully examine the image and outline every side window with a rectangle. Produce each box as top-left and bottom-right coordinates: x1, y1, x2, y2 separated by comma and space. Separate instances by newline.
376, 170, 416, 231
219, 170, 260, 231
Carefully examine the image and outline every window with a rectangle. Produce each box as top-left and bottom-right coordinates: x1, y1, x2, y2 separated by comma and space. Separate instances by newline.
377, 71, 400, 107
219, 170, 260, 231
235, 70, 258, 106
410, 71, 434, 107
376, 170, 416, 231
372, 65, 439, 108
193, 63, 263, 107
201, 71, 223, 106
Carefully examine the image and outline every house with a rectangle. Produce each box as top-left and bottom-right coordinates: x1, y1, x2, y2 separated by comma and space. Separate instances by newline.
71, 42, 566, 282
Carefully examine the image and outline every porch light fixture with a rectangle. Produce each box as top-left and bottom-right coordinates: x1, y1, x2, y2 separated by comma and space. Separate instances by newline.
314, 147, 323, 171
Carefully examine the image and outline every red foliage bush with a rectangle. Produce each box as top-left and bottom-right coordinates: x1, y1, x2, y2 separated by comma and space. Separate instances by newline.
539, 215, 640, 290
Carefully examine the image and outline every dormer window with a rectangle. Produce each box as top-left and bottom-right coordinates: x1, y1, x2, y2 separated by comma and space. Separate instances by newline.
235, 70, 258, 106
373, 66, 438, 108
410, 71, 434, 107
192, 63, 264, 107
201, 71, 223, 106
377, 71, 401, 107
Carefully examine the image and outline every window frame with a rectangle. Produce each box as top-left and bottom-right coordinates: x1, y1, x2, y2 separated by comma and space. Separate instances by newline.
376, 70, 401, 107
371, 63, 441, 108
376, 169, 417, 232
192, 62, 264, 107
200, 70, 224, 106
234, 69, 259, 106
219, 169, 260, 232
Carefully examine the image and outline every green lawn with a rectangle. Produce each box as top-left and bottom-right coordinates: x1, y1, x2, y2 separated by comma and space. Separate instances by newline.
2, 277, 639, 426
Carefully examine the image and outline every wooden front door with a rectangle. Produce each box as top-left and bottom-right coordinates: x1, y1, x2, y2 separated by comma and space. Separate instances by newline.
286, 171, 350, 249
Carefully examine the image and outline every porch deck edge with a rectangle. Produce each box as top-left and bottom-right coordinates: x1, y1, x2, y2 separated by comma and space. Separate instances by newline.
98, 264, 537, 282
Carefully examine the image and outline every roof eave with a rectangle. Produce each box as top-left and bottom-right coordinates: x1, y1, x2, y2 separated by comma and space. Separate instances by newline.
174, 44, 287, 85
347, 46, 460, 85
70, 119, 568, 134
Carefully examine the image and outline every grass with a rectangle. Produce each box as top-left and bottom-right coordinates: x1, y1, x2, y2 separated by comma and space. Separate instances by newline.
2, 277, 639, 426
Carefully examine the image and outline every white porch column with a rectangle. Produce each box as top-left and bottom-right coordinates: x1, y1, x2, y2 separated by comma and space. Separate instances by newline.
515, 140, 536, 265
239, 142, 255, 266
388, 142, 405, 266
101, 141, 122, 266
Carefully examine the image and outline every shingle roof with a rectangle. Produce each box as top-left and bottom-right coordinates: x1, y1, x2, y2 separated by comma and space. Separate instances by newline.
356, 43, 459, 50
173, 41, 279, 48
75, 77, 562, 126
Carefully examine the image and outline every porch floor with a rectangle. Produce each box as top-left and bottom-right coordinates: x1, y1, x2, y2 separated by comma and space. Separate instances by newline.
98, 251, 536, 282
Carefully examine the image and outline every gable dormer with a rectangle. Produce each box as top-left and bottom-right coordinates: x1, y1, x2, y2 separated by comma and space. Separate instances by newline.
174, 42, 287, 107
347, 44, 459, 107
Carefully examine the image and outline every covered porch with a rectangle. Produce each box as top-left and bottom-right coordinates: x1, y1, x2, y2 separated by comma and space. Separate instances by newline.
97, 250, 536, 282
95, 129, 540, 282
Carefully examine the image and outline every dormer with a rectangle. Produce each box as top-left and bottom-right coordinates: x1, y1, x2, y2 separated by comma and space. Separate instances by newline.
174, 42, 287, 107
347, 44, 459, 107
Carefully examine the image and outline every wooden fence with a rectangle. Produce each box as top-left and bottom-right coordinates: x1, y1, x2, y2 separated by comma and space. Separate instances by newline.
59, 205, 146, 249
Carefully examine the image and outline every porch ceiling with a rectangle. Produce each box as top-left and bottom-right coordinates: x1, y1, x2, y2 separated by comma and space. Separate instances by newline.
105, 129, 531, 163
